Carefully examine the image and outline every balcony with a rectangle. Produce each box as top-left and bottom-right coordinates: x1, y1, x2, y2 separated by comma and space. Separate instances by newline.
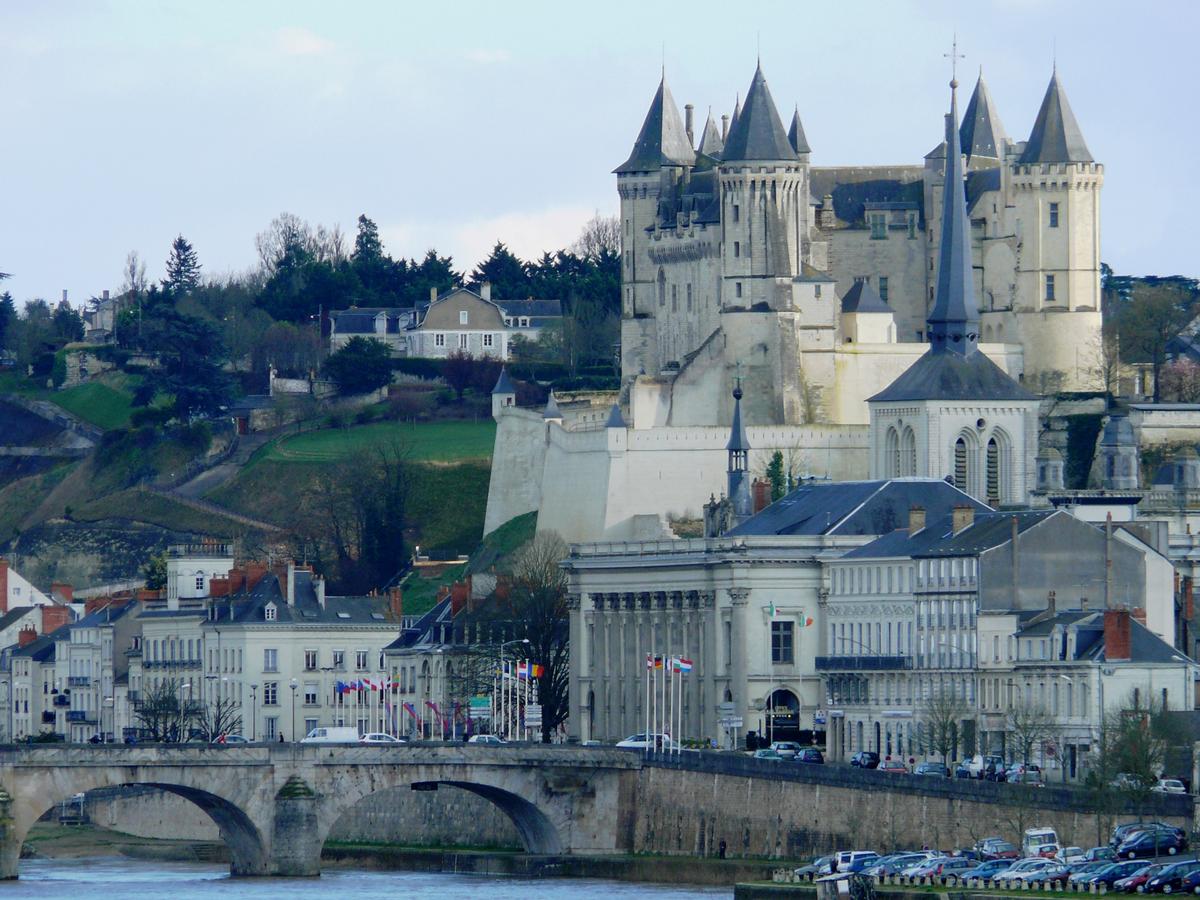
815, 655, 913, 671
41, 711, 55, 724
67, 710, 96, 723
127, 691, 140, 704
53, 695, 71, 707
68, 676, 91, 687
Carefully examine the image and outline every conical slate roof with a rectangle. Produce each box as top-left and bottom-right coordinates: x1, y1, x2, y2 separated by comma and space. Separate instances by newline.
615, 76, 697, 173
491, 366, 515, 395
788, 106, 811, 155
542, 391, 562, 420
698, 110, 725, 159
723, 64, 796, 162
726, 386, 750, 451
604, 403, 626, 428
960, 70, 1006, 161
840, 279, 890, 314
1018, 70, 1093, 164
729, 95, 742, 134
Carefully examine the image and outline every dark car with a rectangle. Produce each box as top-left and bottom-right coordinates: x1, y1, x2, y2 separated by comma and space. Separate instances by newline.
960, 859, 1015, 881
954, 762, 972, 779
865, 854, 933, 877
977, 839, 1019, 861
1115, 863, 1165, 893
796, 748, 824, 764
1082, 847, 1118, 864
1179, 868, 1200, 895
1143, 859, 1200, 893
915, 761, 949, 777
1118, 825, 1188, 859
1066, 862, 1111, 885
1112, 822, 1182, 848
850, 750, 880, 769
793, 855, 835, 879
1080, 861, 1150, 889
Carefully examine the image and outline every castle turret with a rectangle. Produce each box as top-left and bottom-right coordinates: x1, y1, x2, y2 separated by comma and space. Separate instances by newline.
959, 69, 1006, 167
1036, 446, 1065, 492
697, 109, 725, 160
787, 105, 811, 160
727, 381, 752, 521
491, 366, 516, 420
1099, 415, 1139, 491
542, 391, 563, 426
1011, 69, 1103, 390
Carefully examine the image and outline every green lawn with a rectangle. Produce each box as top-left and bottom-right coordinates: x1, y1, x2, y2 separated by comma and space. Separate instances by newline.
262, 419, 496, 464
52, 380, 137, 431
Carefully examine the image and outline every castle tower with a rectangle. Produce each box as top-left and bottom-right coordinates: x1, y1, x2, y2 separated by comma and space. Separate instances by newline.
718, 64, 804, 310
1011, 69, 1104, 390
1036, 446, 1065, 492
615, 74, 696, 379
491, 366, 516, 420
959, 69, 1006, 168
869, 75, 1040, 506
727, 380, 753, 521
1098, 415, 1139, 490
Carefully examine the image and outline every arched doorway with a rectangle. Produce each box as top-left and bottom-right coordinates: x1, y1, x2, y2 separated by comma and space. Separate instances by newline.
765, 688, 800, 744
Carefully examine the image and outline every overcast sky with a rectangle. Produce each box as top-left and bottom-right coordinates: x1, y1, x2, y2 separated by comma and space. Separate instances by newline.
1, 0, 1195, 306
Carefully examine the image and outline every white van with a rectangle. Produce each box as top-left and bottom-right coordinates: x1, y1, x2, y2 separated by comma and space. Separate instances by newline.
300, 726, 359, 744
1022, 826, 1059, 857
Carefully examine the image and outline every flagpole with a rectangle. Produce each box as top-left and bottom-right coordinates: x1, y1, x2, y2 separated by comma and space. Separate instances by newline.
644, 654, 650, 756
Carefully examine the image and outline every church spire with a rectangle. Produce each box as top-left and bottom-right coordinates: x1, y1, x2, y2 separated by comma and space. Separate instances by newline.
1019, 69, 1093, 164
959, 69, 1006, 163
927, 78, 980, 357
614, 74, 697, 173
788, 105, 811, 155
727, 373, 752, 520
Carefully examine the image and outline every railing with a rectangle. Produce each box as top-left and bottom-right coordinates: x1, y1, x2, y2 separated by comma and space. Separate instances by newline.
53, 695, 71, 706
815, 655, 913, 671
67, 676, 91, 686
67, 710, 95, 722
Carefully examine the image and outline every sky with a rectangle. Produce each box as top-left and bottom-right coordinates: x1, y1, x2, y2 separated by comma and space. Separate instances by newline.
1, 0, 1197, 307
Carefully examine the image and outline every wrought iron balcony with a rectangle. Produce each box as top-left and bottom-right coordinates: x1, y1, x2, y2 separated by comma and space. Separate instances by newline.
67, 710, 96, 722
41, 711, 56, 724
814, 655, 913, 671
67, 676, 91, 686
53, 695, 71, 707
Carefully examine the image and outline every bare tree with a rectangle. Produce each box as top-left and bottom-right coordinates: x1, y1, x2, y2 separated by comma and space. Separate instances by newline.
1158, 359, 1200, 403
193, 693, 244, 742
1085, 323, 1122, 402
1006, 700, 1054, 766
134, 678, 194, 742
921, 683, 967, 768
571, 213, 620, 260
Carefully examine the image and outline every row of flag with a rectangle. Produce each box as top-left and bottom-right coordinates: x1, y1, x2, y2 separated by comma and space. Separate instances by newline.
645, 654, 693, 674
334, 678, 396, 693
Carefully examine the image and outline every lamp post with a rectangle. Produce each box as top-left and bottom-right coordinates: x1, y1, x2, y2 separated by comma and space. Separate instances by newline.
289, 678, 298, 741
498, 639, 530, 740
179, 682, 191, 743
250, 684, 258, 741
103, 696, 114, 744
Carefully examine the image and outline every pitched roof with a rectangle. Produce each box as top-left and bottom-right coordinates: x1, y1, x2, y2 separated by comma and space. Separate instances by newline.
498, 298, 562, 318
206, 573, 397, 627
1019, 70, 1093, 164
615, 76, 696, 173
722, 64, 796, 162
492, 367, 516, 395
605, 403, 627, 428
542, 392, 562, 420
959, 71, 1007, 161
869, 346, 1038, 402
697, 111, 725, 159
841, 280, 891, 314
0, 607, 36, 633
788, 106, 811, 155
727, 478, 988, 538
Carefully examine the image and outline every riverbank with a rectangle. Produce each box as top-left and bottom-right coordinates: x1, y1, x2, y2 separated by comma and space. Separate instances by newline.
25, 824, 790, 887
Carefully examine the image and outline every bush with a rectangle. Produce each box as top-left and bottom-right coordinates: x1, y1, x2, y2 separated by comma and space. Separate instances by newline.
390, 358, 444, 380
130, 407, 173, 429
51, 350, 68, 388
550, 375, 620, 392
324, 337, 393, 395
176, 421, 212, 454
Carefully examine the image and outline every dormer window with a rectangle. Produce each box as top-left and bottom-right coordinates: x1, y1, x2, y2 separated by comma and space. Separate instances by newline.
264, 603, 277, 622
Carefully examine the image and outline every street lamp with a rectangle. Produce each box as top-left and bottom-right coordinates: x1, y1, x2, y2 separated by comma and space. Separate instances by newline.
103, 697, 114, 744
289, 679, 298, 741
180, 683, 191, 743
250, 684, 258, 741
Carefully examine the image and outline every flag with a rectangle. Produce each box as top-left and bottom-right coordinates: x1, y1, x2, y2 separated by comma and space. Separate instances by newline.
767, 601, 777, 617
670, 657, 681, 672
425, 700, 440, 713
677, 658, 693, 674
530, 664, 545, 678
654, 655, 664, 669
803, 616, 814, 628
646, 653, 653, 670
335, 680, 345, 694
516, 662, 530, 680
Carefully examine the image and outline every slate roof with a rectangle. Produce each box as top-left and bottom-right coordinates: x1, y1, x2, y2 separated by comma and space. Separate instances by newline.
1100, 415, 1136, 447
1019, 70, 1093, 165
13, 626, 68, 660
959, 71, 1006, 161
385, 597, 452, 651
843, 509, 1053, 559
869, 348, 1039, 402
841, 280, 891, 314
491, 367, 516, 395
726, 388, 749, 452
966, 168, 1002, 211
722, 64, 796, 162
697, 111, 725, 159
331, 309, 411, 335
73, 602, 136, 628
1016, 609, 1094, 637
788, 107, 811, 155
498, 298, 562, 320
807, 171, 925, 228
206, 573, 397, 627
1065, 614, 1192, 665
0, 607, 37, 633
605, 404, 627, 428
727, 478, 988, 538
542, 392, 562, 420
615, 76, 696, 173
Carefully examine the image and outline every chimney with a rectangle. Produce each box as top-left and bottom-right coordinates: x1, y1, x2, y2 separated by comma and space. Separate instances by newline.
1187, 578, 1195, 621
908, 505, 926, 535
951, 505, 975, 534
1131, 607, 1147, 626
62, 289, 68, 304
388, 586, 402, 621
752, 479, 771, 514
245, 561, 268, 590
1080, 596, 1089, 612
480, 282, 491, 302
1045, 590, 1056, 617
17, 625, 37, 648
209, 575, 230, 598
436, 585, 450, 603
685, 103, 695, 145
721, 114, 729, 141
1104, 609, 1132, 662
450, 582, 468, 617
286, 562, 295, 606
430, 286, 438, 304
315, 575, 326, 610
40, 604, 69, 633
0, 558, 9, 614
102, 289, 110, 301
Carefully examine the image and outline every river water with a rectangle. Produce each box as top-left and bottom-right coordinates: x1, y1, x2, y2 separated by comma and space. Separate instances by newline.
9, 857, 733, 898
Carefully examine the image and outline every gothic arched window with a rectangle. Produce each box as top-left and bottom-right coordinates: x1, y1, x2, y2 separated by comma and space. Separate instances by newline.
986, 438, 1000, 504
656, 269, 666, 308
901, 428, 917, 476
954, 438, 968, 490
885, 428, 900, 478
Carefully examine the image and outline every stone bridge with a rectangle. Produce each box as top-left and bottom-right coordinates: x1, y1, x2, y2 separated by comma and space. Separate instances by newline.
0, 744, 640, 878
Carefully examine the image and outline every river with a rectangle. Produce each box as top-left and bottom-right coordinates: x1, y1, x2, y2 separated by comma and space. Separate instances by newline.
10, 857, 733, 898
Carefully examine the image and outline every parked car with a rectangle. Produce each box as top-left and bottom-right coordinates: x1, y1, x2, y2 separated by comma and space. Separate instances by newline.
1178, 867, 1200, 894
921, 858, 974, 880
300, 726, 360, 744
879, 760, 908, 774
1022, 827, 1060, 858
864, 854, 930, 877
960, 859, 1016, 881
359, 733, 404, 744
467, 734, 507, 745
1081, 861, 1155, 889
835, 851, 881, 873
1112, 772, 1150, 790
1115, 863, 1167, 893
1118, 825, 1188, 859
1081, 847, 1118, 863
211, 733, 249, 744
953, 762, 972, 779
793, 855, 835, 879
1035, 844, 1062, 859
1056, 847, 1087, 865
796, 748, 825, 764
753, 749, 784, 761
770, 741, 802, 760
1066, 862, 1112, 885
1003, 859, 1070, 884
1112, 822, 1182, 848
965, 753, 1005, 779
1153, 778, 1188, 795
1142, 859, 1200, 893
914, 761, 948, 777
850, 750, 880, 769
615, 733, 678, 750
976, 839, 1019, 861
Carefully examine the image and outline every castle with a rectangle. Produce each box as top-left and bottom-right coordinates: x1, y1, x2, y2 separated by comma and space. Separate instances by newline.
484, 60, 1103, 542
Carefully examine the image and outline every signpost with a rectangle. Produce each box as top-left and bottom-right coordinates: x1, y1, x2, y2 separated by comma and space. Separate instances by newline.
524, 703, 542, 735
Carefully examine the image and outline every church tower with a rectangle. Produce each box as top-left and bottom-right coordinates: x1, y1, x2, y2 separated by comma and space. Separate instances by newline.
868, 75, 1040, 507
1011, 69, 1104, 390
615, 75, 696, 379
727, 379, 753, 521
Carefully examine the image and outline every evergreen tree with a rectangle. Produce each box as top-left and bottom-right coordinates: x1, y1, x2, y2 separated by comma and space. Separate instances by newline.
51, 302, 85, 342
164, 235, 202, 293
0, 292, 15, 348
471, 242, 530, 301
324, 337, 393, 395
766, 451, 786, 501
351, 214, 383, 263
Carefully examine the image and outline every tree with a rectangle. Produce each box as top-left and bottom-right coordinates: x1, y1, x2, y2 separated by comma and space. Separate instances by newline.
143, 552, 168, 590
1006, 700, 1054, 766
766, 451, 786, 501
352, 213, 384, 263
51, 302, 84, 343
921, 684, 967, 767
134, 306, 234, 419
1158, 359, 1200, 403
1101, 689, 1185, 817
471, 242, 530, 301
441, 350, 476, 401
133, 678, 193, 742
324, 337, 393, 395
506, 532, 570, 742
0, 291, 15, 349
193, 692, 244, 742
571, 213, 621, 261
164, 235, 202, 293
1116, 279, 1197, 402
1085, 321, 1122, 403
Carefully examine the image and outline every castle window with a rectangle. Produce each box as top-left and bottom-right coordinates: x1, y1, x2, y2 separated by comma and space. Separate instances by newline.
1045, 274, 1056, 301
907, 213, 917, 239
1049, 202, 1060, 228
733, 241, 740, 258
878, 276, 889, 303
434, 333, 445, 348
814, 284, 822, 298
771, 621, 794, 664
735, 283, 743, 299
732, 204, 740, 223
870, 214, 887, 240
686, 284, 693, 311
671, 284, 677, 311
657, 269, 666, 307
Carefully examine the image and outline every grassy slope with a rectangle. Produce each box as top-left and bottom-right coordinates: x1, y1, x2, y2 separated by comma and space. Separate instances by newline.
51, 375, 138, 431
73, 488, 256, 539
259, 419, 496, 464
